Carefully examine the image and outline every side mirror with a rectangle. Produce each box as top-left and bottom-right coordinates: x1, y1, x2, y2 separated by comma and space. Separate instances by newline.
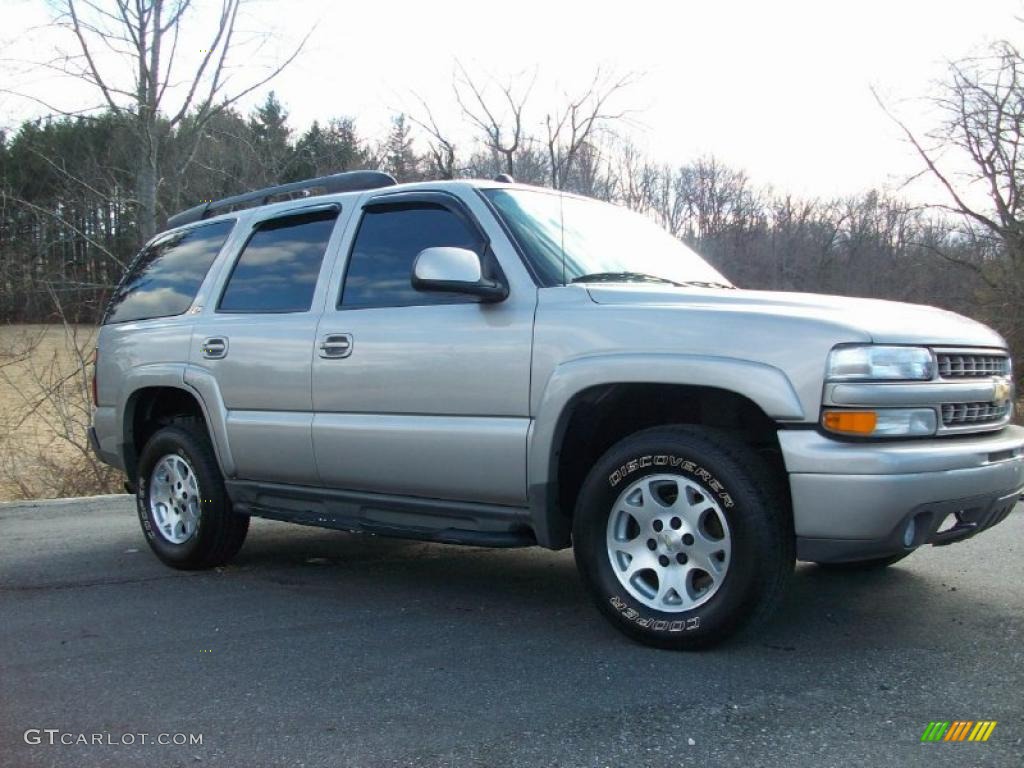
411, 247, 508, 302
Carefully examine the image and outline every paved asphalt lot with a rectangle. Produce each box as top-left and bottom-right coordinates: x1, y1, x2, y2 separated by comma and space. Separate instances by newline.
0, 496, 1021, 768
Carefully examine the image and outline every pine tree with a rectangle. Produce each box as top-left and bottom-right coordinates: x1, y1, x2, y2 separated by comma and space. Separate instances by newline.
294, 117, 370, 178
249, 92, 295, 184
383, 114, 420, 182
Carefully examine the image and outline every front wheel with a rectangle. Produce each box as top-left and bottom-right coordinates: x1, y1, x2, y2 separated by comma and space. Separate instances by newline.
136, 419, 248, 570
573, 426, 793, 650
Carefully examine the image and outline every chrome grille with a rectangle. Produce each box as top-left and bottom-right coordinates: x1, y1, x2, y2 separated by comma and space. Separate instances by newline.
941, 401, 1011, 427
936, 352, 1010, 379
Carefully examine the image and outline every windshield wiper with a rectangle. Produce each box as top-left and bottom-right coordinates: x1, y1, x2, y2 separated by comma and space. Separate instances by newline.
570, 271, 684, 287
677, 280, 734, 290
569, 272, 734, 289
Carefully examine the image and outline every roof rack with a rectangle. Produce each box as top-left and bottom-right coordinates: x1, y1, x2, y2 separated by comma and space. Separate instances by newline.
166, 170, 398, 229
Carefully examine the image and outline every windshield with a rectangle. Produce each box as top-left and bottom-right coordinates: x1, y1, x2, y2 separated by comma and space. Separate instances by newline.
482, 188, 731, 288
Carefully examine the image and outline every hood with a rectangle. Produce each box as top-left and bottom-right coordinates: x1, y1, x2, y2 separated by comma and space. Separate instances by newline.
585, 285, 1007, 348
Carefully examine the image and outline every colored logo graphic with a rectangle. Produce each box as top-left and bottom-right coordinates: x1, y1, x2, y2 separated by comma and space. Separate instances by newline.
921, 721, 997, 742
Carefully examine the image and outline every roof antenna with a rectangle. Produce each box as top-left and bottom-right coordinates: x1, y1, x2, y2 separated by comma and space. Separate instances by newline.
493, 173, 514, 183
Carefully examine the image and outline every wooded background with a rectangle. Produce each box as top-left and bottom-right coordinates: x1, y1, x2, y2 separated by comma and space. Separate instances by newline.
1, 2, 1021, 372
0, 94, 998, 320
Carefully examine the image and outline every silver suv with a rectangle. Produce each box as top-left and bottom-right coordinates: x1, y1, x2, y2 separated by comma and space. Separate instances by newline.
89, 170, 1024, 649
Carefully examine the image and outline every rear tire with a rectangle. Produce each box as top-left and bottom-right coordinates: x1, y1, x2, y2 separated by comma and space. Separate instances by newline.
135, 418, 248, 570
572, 426, 793, 650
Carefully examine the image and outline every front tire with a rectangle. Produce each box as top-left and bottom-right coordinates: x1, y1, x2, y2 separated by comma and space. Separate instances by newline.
573, 426, 793, 650
136, 419, 248, 570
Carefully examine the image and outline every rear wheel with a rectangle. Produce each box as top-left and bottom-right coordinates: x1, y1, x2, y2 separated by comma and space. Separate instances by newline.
135, 419, 248, 569
572, 426, 793, 650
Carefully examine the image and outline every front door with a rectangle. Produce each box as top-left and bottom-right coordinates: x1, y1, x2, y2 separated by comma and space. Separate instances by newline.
312, 192, 535, 506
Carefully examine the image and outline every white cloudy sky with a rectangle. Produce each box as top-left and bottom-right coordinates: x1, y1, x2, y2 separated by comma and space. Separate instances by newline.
1, 0, 1020, 203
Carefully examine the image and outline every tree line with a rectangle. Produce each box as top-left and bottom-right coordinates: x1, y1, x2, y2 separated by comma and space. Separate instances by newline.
0, 0, 1020, 376
0, 89, 992, 331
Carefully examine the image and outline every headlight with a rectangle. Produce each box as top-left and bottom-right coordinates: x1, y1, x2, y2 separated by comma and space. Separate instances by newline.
826, 345, 934, 381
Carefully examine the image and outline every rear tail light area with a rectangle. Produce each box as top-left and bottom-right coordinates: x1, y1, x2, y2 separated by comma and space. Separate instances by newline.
91, 348, 99, 407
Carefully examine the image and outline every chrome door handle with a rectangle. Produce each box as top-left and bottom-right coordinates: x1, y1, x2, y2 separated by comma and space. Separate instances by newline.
201, 337, 228, 359
319, 333, 353, 359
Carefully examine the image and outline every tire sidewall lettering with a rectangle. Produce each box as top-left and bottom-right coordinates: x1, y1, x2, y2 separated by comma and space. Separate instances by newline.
136, 473, 155, 541
609, 596, 702, 632
608, 454, 735, 509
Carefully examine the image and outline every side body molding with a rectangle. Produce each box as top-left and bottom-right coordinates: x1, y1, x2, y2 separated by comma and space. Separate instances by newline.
526, 353, 805, 548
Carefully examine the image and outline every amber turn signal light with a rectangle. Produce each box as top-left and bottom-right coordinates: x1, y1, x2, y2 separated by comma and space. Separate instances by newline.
822, 410, 878, 435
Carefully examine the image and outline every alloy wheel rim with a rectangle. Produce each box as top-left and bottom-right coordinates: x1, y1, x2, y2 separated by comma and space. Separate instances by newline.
605, 473, 731, 612
148, 453, 201, 545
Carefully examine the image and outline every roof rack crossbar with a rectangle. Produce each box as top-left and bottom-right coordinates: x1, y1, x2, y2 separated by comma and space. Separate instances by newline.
166, 170, 398, 229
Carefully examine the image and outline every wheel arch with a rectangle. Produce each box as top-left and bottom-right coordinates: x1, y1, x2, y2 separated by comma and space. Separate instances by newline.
122, 374, 232, 483
528, 354, 804, 549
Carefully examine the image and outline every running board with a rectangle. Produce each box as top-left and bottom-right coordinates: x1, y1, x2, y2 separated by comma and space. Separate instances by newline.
225, 480, 537, 548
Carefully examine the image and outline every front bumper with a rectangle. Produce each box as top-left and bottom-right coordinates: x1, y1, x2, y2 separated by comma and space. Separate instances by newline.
779, 425, 1024, 563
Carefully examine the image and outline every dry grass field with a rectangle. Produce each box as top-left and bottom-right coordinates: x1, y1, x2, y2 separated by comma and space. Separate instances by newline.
0, 324, 121, 500
0, 324, 1020, 502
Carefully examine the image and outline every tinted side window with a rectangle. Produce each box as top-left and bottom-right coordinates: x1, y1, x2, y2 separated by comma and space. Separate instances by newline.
219, 209, 338, 313
340, 204, 482, 309
104, 220, 234, 324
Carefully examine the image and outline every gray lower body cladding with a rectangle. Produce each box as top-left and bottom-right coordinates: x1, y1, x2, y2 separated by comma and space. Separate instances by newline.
797, 486, 1022, 563
225, 480, 536, 548
781, 425, 1024, 563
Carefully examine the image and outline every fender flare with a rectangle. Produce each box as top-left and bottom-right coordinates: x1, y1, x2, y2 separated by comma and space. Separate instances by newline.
182, 365, 236, 477
119, 364, 236, 479
526, 352, 805, 548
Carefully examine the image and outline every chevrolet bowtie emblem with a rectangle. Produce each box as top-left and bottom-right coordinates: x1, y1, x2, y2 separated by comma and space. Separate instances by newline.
992, 378, 1012, 405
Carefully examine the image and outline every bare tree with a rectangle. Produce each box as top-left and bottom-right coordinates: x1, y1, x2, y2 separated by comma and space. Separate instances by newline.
875, 40, 1024, 357
672, 157, 759, 240
453, 62, 535, 178
544, 69, 638, 190
50, 0, 309, 244
413, 64, 638, 189
407, 94, 458, 179
612, 141, 659, 214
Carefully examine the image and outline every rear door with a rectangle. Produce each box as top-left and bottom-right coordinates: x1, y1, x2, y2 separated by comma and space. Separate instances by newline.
311, 190, 537, 505
189, 203, 347, 485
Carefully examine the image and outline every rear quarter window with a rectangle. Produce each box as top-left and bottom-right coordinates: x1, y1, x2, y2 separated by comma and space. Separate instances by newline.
104, 220, 235, 324
217, 208, 338, 314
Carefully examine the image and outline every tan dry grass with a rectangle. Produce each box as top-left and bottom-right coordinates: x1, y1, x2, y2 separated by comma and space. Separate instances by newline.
0, 324, 122, 500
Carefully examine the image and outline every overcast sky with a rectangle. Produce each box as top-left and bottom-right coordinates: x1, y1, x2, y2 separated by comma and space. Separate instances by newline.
1, 0, 1020, 203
